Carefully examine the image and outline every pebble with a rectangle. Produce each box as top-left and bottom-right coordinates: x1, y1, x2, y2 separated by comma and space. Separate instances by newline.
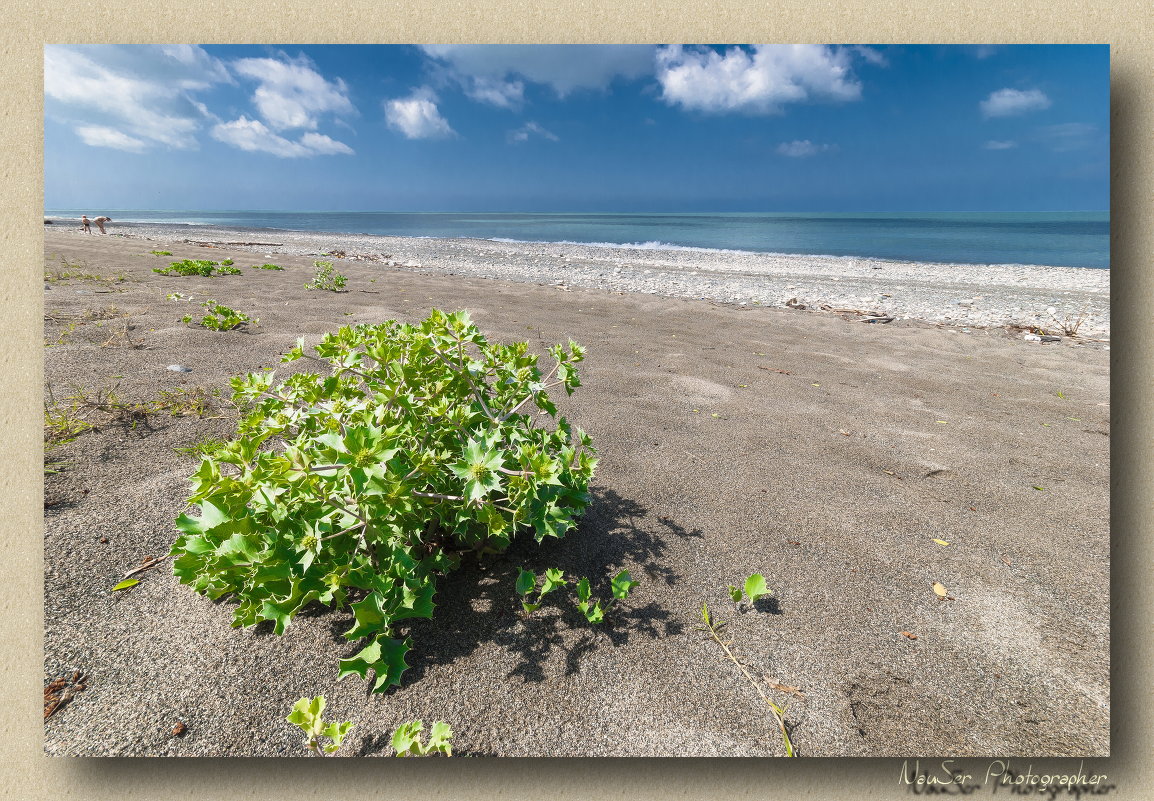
166, 365, 193, 373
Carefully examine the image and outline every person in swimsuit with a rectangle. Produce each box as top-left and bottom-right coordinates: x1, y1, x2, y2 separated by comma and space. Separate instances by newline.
81, 215, 91, 233
93, 216, 111, 234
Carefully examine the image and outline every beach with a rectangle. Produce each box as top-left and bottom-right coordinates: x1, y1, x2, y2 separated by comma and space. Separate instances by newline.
46, 220, 1111, 338
43, 226, 1110, 757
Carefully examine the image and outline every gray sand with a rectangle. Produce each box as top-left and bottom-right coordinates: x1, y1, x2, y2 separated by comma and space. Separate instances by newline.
43, 229, 1109, 756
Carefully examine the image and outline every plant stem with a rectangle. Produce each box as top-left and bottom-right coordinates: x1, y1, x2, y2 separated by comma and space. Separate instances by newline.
702, 616, 795, 757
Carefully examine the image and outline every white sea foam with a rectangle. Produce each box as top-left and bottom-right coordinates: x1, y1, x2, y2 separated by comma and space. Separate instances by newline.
485, 236, 756, 256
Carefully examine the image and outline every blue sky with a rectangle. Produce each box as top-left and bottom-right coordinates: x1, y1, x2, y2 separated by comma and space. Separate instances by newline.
44, 44, 1109, 212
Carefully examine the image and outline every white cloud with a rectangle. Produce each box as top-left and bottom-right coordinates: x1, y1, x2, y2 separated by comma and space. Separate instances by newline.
507, 121, 559, 144
299, 132, 354, 155
776, 140, 835, 157
385, 88, 455, 139
984, 139, 1017, 150
464, 76, 525, 109
1036, 122, 1098, 152
851, 46, 888, 67
232, 55, 355, 131
75, 125, 149, 152
44, 45, 228, 149
421, 44, 655, 102
656, 45, 862, 114
980, 88, 1051, 118
210, 116, 354, 158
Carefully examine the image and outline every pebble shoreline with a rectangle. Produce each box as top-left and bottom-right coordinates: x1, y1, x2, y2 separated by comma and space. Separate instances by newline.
64, 222, 1111, 338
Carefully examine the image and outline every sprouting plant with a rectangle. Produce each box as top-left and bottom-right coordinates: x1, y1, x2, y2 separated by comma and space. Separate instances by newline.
698, 603, 795, 757
181, 299, 257, 331
728, 573, 770, 608
517, 567, 637, 623
252, 263, 285, 271
575, 577, 604, 624
45, 321, 79, 347
220, 258, 234, 266
152, 386, 227, 418
286, 696, 353, 756
167, 292, 194, 301
168, 310, 594, 693
390, 720, 452, 757
155, 259, 242, 277
515, 567, 567, 615
173, 436, 229, 458
305, 260, 347, 291
150, 250, 174, 256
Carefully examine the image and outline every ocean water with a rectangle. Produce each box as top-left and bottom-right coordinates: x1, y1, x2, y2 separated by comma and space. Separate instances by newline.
43, 210, 1110, 269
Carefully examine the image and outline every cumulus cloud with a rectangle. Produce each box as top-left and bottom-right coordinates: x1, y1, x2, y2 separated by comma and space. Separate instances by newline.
75, 125, 149, 152
44, 44, 229, 149
775, 139, 836, 158
507, 121, 559, 144
210, 116, 354, 158
385, 88, 455, 139
984, 139, 1017, 150
232, 55, 355, 131
656, 45, 862, 114
421, 44, 655, 104
980, 88, 1051, 117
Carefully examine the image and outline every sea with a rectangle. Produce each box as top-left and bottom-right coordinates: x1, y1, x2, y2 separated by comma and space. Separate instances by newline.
43, 211, 1110, 269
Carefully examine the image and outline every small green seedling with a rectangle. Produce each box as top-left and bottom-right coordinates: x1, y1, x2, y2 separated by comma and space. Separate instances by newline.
516, 567, 567, 615
286, 696, 353, 756
220, 258, 234, 266
166, 292, 193, 301
390, 720, 452, 757
611, 569, 640, 601
575, 577, 605, 624
305, 260, 347, 291
252, 263, 285, 270
150, 250, 173, 256
728, 573, 770, 608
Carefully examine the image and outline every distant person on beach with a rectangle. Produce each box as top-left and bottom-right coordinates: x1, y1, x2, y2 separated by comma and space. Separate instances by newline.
94, 216, 111, 234
81, 215, 90, 233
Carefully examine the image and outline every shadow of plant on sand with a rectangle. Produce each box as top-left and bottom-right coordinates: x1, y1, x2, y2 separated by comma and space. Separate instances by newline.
375, 486, 685, 688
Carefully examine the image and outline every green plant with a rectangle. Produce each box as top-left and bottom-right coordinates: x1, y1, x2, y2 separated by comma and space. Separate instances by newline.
155, 259, 242, 277
252, 263, 285, 271
390, 720, 452, 757
167, 292, 193, 301
174, 436, 229, 458
305, 260, 347, 291
150, 250, 174, 256
728, 573, 770, 608
286, 696, 353, 756
181, 299, 257, 331
44, 402, 93, 447
515, 567, 566, 615
699, 603, 795, 757
45, 321, 79, 347
514, 567, 636, 622
220, 258, 234, 266
152, 386, 227, 418
168, 310, 594, 693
